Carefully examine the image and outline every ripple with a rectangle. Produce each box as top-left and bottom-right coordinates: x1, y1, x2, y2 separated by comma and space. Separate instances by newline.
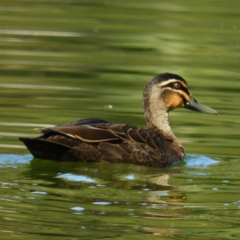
71, 206, 85, 211
124, 174, 135, 180
0, 154, 32, 167
31, 191, 48, 195
56, 173, 95, 183
185, 153, 219, 168
92, 201, 111, 205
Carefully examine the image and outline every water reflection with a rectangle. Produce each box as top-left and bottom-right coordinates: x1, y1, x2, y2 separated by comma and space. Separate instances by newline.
0, 152, 240, 239
56, 173, 96, 183
185, 153, 219, 168
0, 153, 31, 167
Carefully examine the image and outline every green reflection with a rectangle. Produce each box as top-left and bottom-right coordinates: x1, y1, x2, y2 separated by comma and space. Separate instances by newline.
0, 0, 240, 239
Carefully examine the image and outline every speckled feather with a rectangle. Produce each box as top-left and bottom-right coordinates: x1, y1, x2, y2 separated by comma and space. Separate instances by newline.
20, 118, 183, 167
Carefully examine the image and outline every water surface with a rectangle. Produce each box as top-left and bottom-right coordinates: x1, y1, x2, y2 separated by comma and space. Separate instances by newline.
0, 0, 240, 239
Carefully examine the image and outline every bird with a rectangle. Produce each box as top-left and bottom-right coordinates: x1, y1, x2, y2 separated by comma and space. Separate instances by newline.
19, 73, 217, 168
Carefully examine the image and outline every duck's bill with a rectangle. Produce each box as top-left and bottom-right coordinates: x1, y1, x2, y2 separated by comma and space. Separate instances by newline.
184, 96, 218, 114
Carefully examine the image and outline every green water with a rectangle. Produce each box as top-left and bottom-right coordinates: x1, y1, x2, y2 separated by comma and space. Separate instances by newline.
0, 0, 240, 239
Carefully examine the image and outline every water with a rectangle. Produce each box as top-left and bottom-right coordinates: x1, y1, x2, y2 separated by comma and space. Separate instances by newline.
0, 0, 240, 239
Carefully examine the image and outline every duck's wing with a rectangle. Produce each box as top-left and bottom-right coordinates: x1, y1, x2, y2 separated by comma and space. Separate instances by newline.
40, 120, 161, 147
20, 118, 169, 166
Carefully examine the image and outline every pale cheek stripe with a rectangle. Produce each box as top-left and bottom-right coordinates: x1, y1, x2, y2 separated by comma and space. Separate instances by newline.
162, 87, 190, 102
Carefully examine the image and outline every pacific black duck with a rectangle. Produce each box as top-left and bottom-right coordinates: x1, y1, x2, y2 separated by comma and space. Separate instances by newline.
20, 73, 217, 167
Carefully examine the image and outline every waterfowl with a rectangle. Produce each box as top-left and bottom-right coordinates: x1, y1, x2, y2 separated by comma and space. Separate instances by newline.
19, 73, 217, 167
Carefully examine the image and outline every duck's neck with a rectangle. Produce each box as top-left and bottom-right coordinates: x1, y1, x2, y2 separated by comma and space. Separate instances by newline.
143, 89, 180, 145
144, 102, 175, 140
142, 82, 184, 162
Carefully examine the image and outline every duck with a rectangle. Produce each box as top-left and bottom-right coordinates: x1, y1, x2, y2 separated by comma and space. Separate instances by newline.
19, 73, 217, 167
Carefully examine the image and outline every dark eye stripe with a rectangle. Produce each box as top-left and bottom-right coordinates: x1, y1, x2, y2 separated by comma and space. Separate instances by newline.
162, 82, 190, 95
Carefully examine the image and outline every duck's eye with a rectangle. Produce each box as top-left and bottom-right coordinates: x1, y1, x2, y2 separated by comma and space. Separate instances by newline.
173, 82, 181, 89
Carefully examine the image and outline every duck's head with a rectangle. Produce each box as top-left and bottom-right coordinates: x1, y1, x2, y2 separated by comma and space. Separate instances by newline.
143, 73, 217, 114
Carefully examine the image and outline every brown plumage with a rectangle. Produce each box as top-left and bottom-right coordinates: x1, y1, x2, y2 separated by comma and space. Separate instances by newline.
19, 73, 217, 167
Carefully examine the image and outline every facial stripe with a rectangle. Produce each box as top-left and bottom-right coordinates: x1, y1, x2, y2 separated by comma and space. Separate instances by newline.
175, 90, 191, 102
157, 78, 190, 96
157, 79, 188, 89
162, 88, 190, 102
